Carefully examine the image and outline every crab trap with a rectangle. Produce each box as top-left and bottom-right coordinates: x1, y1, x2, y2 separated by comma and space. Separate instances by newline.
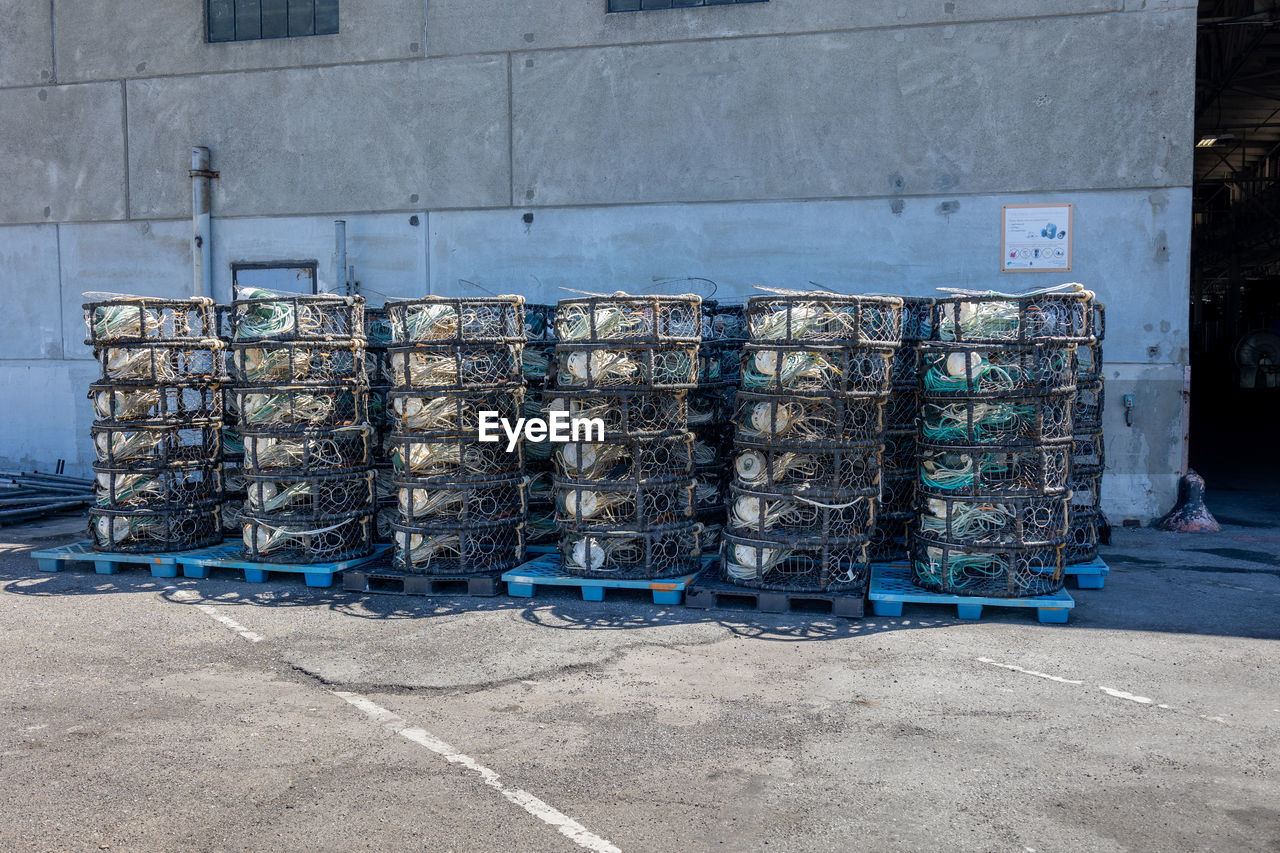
388, 433, 524, 482
90, 505, 223, 553
731, 439, 885, 494
931, 284, 1094, 345
241, 425, 373, 474
909, 536, 1066, 598
230, 340, 368, 385
745, 291, 904, 346
396, 476, 527, 525
392, 518, 526, 574
915, 493, 1068, 546
92, 421, 222, 468
555, 477, 696, 530
94, 341, 225, 385
703, 301, 747, 342
720, 531, 871, 592
545, 389, 691, 437
1065, 504, 1101, 565
554, 434, 693, 482
93, 464, 222, 510
230, 290, 365, 343
231, 384, 367, 429
242, 469, 376, 520
740, 343, 894, 396
552, 342, 698, 391
554, 293, 702, 343
732, 391, 886, 444
727, 484, 876, 540
919, 342, 1078, 398
84, 295, 219, 346
386, 387, 524, 435
240, 510, 374, 563
91, 382, 222, 424
1073, 378, 1104, 432
389, 344, 524, 390
917, 443, 1071, 497
385, 295, 525, 345
919, 392, 1074, 446
559, 521, 704, 579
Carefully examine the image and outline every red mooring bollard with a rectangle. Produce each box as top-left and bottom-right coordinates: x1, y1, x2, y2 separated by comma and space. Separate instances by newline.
1155, 470, 1221, 533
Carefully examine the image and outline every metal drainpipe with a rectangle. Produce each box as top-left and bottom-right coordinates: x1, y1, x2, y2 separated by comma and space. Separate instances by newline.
335, 220, 347, 296
189, 147, 217, 299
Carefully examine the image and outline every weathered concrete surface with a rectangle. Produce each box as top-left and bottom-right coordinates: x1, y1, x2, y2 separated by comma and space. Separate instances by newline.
54, 0, 425, 82
430, 189, 1191, 365
0, 224, 62, 359
211, 212, 428, 303
126, 56, 510, 219
0, 360, 99, 474
1, 501, 1277, 851
0, 0, 54, 87
1103, 363, 1186, 521
56, 220, 194, 359
427, 0, 1126, 57
0, 83, 126, 225
513, 10, 1195, 207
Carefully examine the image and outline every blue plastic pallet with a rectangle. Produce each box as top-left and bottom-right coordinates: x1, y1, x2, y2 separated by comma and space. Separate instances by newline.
30, 541, 190, 578
502, 553, 707, 605
868, 562, 1075, 623
174, 542, 392, 588
1064, 556, 1110, 589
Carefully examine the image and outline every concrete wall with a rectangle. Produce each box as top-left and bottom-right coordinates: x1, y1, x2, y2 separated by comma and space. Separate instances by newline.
0, 0, 1196, 520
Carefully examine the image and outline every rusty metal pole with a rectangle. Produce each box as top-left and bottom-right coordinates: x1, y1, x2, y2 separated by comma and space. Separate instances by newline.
190, 147, 216, 299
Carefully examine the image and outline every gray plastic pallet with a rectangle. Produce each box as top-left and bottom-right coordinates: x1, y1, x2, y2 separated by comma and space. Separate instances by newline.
683, 566, 865, 618
344, 563, 503, 597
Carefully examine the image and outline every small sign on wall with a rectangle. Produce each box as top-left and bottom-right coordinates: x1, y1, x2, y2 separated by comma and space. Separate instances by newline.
1001, 203, 1072, 273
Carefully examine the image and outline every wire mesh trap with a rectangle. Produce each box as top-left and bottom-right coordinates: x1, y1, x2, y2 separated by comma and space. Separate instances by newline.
240, 511, 374, 563
698, 341, 743, 385
90, 382, 222, 425
388, 344, 524, 390
931, 285, 1094, 345
555, 477, 696, 530
544, 390, 690, 437
230, 290, 365, 343
720, 531, 870, 592
731, 440, 884, 495
392, 519, 526, 575
914, 493, 1069, 547
1071, 433, 1105, 476
525, 303, 557, 343
919, 343, 1078, 397
396, 476, 527, 525
386, 295, 525, 345
559, 522, 703, 579
387, 434, 524, 482
745, 291, 904, 346
242, 469, 376, 522
89, 506, 222, 553
726, 484, 876, 541
704, 302, 747, 342
732, 392, 886, 445
910, 536, 1065, 597
241, 426, 373, 474
386, 388, 525, 436
94, 341, 225, 385
553, 342, 698, 391
1065, 504, 1101, 564
919, 392, 1074, 446
554, 434, 694, 483
554, 294, 702, 343
92, 422, 222, 468
1073, 378, 1104, 432
93, 464, 222, 510
230, 340, 368, 385
917, 444, 1071, 497
83, 295, 218, 346
231, 384, 368, 429
740, 343, 894, 396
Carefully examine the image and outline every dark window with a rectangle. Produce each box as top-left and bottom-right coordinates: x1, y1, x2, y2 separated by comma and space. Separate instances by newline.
207, 0, 338, 42
608, 0, 765, 11
232, 262, 319, 295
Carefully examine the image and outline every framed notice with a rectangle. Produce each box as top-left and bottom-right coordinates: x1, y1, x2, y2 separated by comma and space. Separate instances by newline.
1001, 203, 1072, 273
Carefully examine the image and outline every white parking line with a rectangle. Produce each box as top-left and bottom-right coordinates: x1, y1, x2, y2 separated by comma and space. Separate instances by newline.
334, 691, 621, 853
977, 658, 1176, 710
165, 587, 264, 643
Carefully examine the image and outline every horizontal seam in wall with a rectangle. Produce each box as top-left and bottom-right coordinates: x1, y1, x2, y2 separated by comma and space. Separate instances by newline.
0, 4, 1187, 91
0, 185, 1194, 229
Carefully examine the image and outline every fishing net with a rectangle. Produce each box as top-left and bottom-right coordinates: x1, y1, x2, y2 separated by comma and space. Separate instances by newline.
92, 422, 222, 467
726, 484, 876, 541
698, 341, 743, 385
389, 344, 524, 390
914, 493, 1068, 546
94, 341, 225, 384
396, 476, 527, 525
918, 343, 1078, 397
93, 464, 222, 509
1073, 378, 1104, 432
881, 429, 917, 476
392, 518, 526, 574
555, 477, 696, 530
917, 443, 1071, 497
90, 382, 222, 424
230, 290, 364, 342
720, 531, 870, 592
884, 384, 921, 429
387, 388, 525, 436
364, 306, 394, 348
730, 439, 883, 495
732, 393, 886, 446
555, 294, 702, 343
544, 390, 689, 437
559, 521, 703, 579
231, 384, 367, 429
745, 292, 903, 346
90, 506, 222, 553
555, 434, 693, 483
704, 302, 747, 342
553, 342, 698, 390
910, 536, 1065, 597
386, 296, 524, 345
243, 469, 376, 521
83, 295, 218, 345
525, 303, 557, 343
740, 343, 894, 396
387, 433, 524, 482
241, 426, 373, 474
240, 512, 374, 562
230, 340, 368, 385
688, 389, 735, 429
932, 286, 1094, 345
522, 343, 555, 385
919, 392, 1074, 446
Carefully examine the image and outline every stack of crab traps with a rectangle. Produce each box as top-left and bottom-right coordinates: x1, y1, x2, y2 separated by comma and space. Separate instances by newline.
550, 293, 705, 578
690, 301, 747, 555
363, 306, 397, 545
385, 296, 529, 575
1067, 301, 1107, 565
85, 294, 225, 552
522, 303, 558, 549
911, 285, 1094, 596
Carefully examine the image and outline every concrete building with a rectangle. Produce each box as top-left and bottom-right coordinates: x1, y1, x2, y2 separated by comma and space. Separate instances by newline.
0, 0, 1197, 521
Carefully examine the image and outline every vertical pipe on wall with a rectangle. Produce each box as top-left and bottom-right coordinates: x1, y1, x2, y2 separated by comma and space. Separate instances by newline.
190, 147, 215, 299
335, 220, 348, 296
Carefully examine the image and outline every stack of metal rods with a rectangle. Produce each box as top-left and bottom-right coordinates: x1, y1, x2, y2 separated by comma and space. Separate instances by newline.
0, 471, 94, 525
84, 295, 225, 552
690, 301, 746, 556
364, 306, 397, 545
912, 287, 1093, 596
552, 293, 703, 579
870, 296, 934, 561
522, 304, 558, 549
231, 290, 375, 562
722, 292, 904, 592
1067, 302, 1106, 564
385, 296, 528, 574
